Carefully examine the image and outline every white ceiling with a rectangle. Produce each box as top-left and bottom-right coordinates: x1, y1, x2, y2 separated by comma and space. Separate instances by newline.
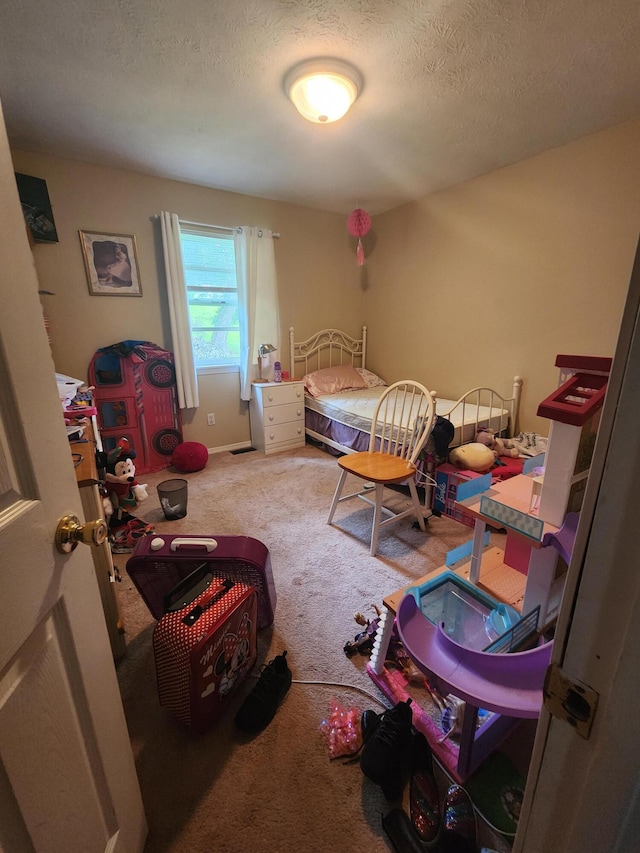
1, 0, 639, 215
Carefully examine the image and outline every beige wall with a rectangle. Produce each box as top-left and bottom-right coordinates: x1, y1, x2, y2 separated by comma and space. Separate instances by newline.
11, 119, 640, 448
366, 120, 640, 432
11, 151, 365, 448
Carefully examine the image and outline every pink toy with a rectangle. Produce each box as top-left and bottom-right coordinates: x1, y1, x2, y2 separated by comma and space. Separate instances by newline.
319, 699, 363, 758
347, 208, 372, 266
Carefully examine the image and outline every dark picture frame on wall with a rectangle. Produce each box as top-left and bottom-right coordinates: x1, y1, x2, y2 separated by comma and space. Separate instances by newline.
15, 172, 59, 243
79, 230, 142, 296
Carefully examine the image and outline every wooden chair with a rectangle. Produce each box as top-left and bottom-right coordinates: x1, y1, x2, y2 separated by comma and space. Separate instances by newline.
327, 380, 436, 556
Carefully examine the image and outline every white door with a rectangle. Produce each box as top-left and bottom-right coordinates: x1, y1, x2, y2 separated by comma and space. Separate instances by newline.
516, 237, 640, 852
0, 106, 147, 851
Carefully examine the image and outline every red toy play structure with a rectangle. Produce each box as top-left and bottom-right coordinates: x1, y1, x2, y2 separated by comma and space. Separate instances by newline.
89, 341, 183, 475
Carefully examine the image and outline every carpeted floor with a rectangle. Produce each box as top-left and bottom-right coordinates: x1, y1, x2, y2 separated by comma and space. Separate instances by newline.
113, 442, 534, 853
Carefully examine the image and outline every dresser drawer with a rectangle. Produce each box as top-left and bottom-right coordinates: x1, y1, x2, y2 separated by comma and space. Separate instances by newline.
262, 383, 304, 407
263, 401, 304, 427
263, 420, 305, 449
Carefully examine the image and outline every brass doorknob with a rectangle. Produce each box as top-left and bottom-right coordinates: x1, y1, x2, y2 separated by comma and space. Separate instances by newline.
55, 514, 108, 554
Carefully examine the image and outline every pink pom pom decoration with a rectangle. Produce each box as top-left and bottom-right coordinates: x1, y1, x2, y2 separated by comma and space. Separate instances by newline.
347, 208, 371, 267
347, 208, 372, 238
319, 699, 363, 759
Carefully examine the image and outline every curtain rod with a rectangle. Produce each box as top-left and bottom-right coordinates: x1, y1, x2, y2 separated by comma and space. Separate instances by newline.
178, 218, 280, 238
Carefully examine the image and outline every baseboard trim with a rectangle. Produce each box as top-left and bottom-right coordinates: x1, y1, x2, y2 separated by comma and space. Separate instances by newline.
207, 441, 254, 455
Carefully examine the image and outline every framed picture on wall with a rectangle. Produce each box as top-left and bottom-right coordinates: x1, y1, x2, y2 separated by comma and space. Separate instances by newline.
79, 230, 142, 296
15, 173, 59, 243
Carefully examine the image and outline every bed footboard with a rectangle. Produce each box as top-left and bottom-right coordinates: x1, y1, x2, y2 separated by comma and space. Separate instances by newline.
440, 377, 523, 449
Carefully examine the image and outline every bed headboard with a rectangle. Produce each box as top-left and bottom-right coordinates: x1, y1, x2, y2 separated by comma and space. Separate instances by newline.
289, 326, 367, 379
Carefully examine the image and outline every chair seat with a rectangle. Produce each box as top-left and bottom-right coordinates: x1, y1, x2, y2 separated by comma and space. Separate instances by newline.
327, 379, 436, 556
338, 451, 417, 485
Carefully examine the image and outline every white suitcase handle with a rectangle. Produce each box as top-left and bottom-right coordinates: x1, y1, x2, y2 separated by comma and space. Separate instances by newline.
170, 537, 219, 552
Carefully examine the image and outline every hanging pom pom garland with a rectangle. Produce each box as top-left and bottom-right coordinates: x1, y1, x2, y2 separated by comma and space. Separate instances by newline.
347, 208, 371, 266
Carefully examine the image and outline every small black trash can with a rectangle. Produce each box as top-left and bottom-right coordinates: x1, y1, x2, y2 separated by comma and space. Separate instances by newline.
157, 478, 188, 520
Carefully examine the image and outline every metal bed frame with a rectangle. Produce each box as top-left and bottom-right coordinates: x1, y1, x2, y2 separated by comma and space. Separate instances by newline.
289, 325, 523, 455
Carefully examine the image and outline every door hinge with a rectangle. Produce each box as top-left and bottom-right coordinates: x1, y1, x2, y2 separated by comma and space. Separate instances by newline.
543, 663, 599, 739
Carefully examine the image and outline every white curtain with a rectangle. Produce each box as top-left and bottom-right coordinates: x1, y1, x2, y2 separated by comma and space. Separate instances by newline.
235, 227, 280, 401
159, 211, 199, 409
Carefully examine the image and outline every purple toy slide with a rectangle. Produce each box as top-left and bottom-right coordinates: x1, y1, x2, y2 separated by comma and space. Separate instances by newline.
396, 594, 552, 718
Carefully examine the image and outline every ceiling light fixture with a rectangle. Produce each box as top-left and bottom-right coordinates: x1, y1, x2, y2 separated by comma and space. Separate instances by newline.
285, 59, 363, 124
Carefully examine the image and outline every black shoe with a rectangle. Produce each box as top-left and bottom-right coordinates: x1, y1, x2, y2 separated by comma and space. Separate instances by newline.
360, 699, 414, 800
361, 708, 380, 741
234, 650, 292, 733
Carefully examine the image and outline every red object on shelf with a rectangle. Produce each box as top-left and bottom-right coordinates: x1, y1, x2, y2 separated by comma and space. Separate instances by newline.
537, 372, 609, 426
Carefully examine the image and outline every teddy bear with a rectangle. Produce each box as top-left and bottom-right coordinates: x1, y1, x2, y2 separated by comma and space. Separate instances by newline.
104, 437, 148, 522
475, 428, 519, 459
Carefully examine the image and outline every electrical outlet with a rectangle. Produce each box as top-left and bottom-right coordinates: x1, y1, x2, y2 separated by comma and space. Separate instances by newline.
207, 413, 216, 426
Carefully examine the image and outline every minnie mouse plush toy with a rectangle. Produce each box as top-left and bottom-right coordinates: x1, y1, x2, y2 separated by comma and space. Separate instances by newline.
104, 437, 148, 522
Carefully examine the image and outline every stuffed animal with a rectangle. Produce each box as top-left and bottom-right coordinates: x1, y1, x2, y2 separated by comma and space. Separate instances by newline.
475, 428, 519, 459
104, 438, 148, 521
448, 442, 496, 473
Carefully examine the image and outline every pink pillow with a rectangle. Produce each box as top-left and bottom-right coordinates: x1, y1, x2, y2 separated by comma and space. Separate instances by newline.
303, 365, 367, 398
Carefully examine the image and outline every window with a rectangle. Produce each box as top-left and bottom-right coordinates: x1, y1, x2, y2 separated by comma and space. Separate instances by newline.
179, 228, 239, 368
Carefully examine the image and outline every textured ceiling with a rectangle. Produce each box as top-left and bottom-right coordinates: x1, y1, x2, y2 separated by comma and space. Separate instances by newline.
1, 0, 639, 214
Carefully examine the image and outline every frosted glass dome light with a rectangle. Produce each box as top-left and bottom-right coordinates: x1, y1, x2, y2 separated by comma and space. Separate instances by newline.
285, 59, 363, 124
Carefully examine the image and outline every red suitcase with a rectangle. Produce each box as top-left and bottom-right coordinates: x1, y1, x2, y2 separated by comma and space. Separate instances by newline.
126, 534, 276, 629
153, 567, 258, 732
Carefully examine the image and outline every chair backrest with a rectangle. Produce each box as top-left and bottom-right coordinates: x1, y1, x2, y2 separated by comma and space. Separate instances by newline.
368, 380, 436, 463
